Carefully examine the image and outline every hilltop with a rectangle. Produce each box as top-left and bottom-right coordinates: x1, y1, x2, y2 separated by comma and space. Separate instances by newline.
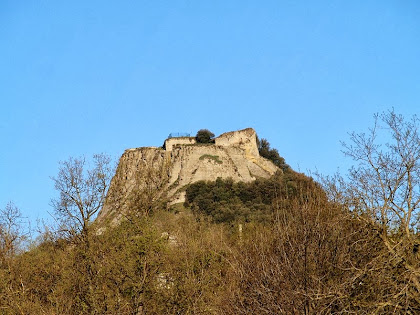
97, 128, 278, 224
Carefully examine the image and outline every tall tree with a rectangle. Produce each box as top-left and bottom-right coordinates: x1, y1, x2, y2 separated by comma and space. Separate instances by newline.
51, 153, 113, 240
50, 153, 113, 312
342, 110, 420, 239
340, 109, 420, 310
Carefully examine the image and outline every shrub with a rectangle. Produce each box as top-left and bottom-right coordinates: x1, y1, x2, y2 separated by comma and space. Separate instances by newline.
199, 154, 222, 164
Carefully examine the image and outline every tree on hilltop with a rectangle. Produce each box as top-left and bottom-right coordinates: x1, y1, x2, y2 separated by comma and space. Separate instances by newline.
196, 129, 215, 144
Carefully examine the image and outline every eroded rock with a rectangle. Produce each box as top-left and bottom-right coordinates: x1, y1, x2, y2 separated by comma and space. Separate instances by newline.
96, 128, 278, 224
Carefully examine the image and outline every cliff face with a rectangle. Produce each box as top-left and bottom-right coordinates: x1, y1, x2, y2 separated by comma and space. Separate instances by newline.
97, 128, 278, 223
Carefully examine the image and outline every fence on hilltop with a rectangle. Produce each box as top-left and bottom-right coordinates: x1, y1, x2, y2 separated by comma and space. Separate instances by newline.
167, 132, 192, 139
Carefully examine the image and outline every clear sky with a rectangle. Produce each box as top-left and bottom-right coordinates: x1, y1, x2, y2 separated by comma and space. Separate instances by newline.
1, 1, 419, 225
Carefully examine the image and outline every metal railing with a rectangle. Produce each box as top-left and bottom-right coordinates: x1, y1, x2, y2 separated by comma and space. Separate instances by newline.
167, 132, 192, 139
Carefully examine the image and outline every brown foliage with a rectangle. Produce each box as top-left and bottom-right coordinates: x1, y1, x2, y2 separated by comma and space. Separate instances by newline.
3, 114, 420, 313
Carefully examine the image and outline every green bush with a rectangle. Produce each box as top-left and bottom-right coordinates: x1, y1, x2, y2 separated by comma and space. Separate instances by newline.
195, 129, 215, 143
199, 154, 222, 164
185, 172, 324, 224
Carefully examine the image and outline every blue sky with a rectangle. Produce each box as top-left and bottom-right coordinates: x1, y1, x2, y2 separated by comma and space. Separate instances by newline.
1, 1, 419, 224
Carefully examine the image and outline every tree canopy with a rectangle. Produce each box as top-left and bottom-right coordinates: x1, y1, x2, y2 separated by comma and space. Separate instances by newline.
195, 129, 215, 143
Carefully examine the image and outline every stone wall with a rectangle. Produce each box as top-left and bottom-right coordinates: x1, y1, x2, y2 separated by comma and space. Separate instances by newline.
164, 137, 196, 151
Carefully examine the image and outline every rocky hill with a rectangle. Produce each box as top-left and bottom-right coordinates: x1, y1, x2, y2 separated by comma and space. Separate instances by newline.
96, 128, 278, 224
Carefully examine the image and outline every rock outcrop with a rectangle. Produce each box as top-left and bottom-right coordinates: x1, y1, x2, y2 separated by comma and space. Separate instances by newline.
96, 128, 278, 224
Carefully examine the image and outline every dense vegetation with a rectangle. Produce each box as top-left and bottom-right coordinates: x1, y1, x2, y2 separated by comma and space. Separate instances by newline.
185, 170, 322, 224
1, 110, 419, 314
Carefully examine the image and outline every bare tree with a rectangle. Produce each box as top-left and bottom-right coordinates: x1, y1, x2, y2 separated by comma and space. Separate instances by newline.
51, 153, 113, 241
0, 201, 28, 311
50, 154, 113, 313
343, 110, 420, 234
0, 202, 27, 267
341, 109, 420, 310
